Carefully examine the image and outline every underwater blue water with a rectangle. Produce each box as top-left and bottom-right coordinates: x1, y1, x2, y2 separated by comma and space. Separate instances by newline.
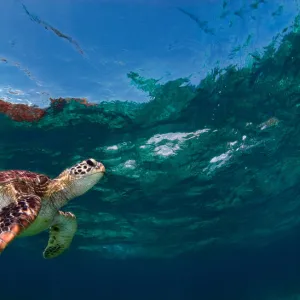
2, 0, 300, 299
0, 0, 297, 106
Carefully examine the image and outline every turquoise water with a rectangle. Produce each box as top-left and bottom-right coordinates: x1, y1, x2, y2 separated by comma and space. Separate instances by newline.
2, 1, 300, 299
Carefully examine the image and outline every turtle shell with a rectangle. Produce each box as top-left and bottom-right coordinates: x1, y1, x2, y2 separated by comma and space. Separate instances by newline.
0, 170, 51, 197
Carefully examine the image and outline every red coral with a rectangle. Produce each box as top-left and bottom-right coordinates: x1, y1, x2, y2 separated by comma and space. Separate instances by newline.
50, 97, 96, 111
0, 97, 96, 122
0, 99, 46, 122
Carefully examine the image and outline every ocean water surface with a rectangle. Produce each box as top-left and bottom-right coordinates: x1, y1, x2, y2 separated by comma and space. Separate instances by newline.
2, 0, 300, 299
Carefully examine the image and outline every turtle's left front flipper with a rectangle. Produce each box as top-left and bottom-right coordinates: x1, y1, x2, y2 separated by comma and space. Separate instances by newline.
43, 211, 77, 259
0, 194, 41, 253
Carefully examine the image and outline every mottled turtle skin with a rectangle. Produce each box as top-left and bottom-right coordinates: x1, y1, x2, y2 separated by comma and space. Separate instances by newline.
0, 158, 105, 259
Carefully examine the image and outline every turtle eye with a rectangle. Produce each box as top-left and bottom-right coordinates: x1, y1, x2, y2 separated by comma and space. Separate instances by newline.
86, 159, 96, 167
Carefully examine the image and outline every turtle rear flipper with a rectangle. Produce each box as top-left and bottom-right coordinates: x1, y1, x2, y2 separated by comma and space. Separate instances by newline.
43, 211, 77, 259
0, 194, 41, 253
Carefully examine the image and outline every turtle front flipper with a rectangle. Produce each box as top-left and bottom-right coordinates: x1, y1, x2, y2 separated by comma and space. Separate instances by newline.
43, 211, 77, 259
0, 194, 41, 253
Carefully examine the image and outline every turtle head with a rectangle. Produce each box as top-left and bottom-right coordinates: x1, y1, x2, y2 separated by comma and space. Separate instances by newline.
53, 158, 106, 202
69, 158, 106, 177
66, 158, 106, 197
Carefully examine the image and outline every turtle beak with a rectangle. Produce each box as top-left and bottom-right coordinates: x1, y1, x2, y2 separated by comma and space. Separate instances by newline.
97, 163, 106, 174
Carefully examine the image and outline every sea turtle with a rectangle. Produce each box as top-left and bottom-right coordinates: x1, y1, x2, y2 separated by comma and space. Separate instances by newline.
0, 158, 105, 259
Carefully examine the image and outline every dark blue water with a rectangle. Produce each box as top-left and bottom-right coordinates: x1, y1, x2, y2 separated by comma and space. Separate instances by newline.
4, 232, 300, 300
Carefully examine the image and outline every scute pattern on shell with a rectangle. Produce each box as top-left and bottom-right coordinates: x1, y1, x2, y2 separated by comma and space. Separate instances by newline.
0, 170, 43, 183
0, 170, 51, 197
